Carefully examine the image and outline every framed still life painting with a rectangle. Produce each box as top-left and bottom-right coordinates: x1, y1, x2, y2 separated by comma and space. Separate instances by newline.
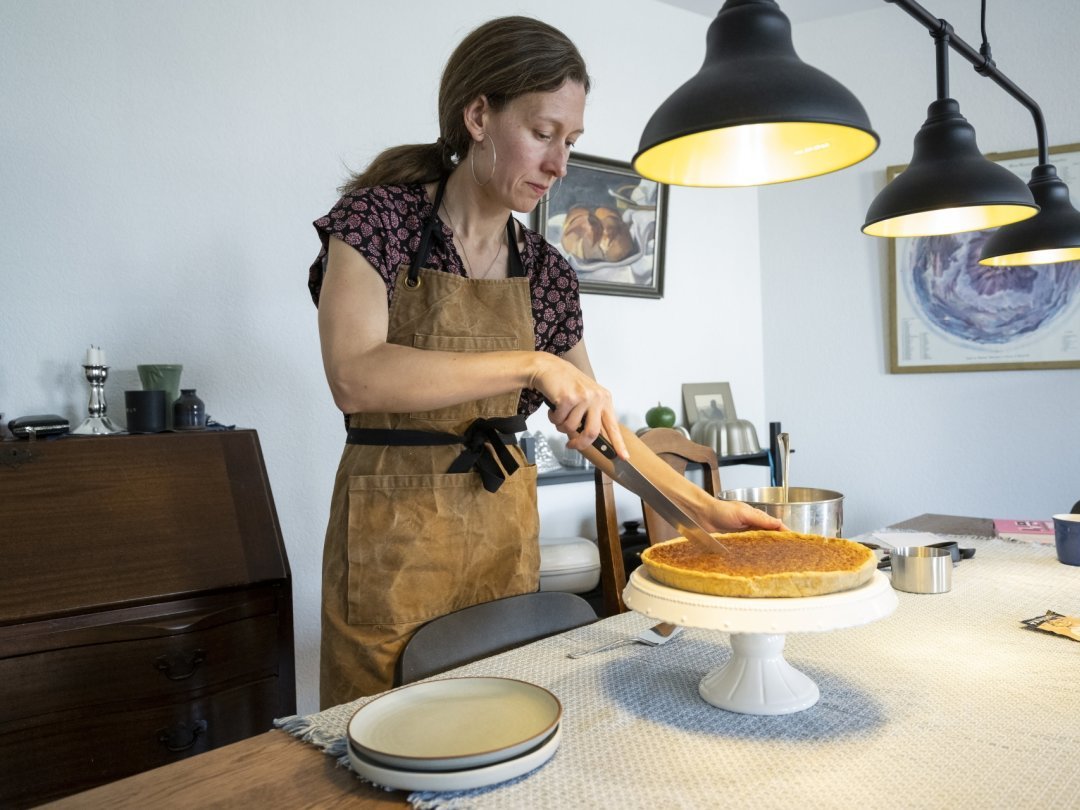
533, 153, 668, 299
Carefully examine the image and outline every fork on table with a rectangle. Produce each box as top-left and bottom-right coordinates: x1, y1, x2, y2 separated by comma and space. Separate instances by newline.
567, 622, 683, 659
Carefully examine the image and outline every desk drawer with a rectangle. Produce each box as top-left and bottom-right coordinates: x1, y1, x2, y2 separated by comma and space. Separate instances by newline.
0, 677, 283, 808
0, 613, 280, 725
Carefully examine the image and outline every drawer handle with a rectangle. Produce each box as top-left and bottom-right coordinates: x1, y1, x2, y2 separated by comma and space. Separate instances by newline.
154, 649, 207, 680
158, 719, 208, 753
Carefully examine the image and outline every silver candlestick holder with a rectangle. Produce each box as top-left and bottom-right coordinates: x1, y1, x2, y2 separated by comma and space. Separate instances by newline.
72, 365, 123, 435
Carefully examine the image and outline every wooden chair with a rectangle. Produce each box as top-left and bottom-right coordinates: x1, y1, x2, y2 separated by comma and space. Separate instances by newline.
396, 591, 597, 685
594, 427, 721, 616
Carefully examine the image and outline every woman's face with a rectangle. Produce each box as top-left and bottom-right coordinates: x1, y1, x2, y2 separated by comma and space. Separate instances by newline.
480, 81, 586, 213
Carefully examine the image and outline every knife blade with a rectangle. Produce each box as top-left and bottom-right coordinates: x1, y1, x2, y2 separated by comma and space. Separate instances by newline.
543, 398, 727, 555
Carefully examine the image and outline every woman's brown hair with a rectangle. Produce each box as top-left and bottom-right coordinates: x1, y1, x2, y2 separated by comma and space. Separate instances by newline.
340, 16, 590, 195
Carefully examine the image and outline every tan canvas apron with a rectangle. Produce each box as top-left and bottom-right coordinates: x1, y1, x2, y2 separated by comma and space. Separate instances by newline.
320, 180, 539, 707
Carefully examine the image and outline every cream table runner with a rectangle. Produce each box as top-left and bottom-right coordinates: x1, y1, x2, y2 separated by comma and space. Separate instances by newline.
278, 535, 1080, 809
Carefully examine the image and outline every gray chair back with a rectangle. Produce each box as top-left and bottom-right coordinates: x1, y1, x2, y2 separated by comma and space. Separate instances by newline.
397, 591, 596, 685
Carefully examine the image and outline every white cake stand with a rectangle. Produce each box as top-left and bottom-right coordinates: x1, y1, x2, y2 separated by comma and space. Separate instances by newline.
623, 568, 897, 716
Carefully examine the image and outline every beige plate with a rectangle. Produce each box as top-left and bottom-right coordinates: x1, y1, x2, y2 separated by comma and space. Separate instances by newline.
347, 677, 562, 772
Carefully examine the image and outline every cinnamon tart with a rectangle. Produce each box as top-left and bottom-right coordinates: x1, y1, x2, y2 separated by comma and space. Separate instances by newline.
640, 531, 876, 598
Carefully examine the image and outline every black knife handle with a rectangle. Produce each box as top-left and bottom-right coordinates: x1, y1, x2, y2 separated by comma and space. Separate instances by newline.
542, 397, 618, 461
590, 434, 618, 461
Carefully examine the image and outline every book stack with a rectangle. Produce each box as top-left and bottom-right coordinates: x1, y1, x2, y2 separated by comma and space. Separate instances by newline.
993, 519, 1055, 545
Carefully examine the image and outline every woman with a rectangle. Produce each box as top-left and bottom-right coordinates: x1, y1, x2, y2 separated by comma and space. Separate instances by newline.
309, 15, 782, 707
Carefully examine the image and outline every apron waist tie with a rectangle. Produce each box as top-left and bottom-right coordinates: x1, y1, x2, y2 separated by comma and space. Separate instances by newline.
346, 415, 527, 493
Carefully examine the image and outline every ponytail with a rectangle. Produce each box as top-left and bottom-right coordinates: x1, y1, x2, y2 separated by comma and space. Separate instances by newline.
339, 140, 456, 196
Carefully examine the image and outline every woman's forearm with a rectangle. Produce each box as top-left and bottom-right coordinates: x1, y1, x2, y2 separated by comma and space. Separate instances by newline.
324, 342, 549, 415
577, 424, 785, 534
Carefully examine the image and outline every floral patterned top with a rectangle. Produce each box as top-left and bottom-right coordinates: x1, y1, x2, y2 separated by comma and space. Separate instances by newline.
309, 183, 583, 416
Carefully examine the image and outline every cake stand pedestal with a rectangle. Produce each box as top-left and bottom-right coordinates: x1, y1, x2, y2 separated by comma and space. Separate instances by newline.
623, 569, 897, 715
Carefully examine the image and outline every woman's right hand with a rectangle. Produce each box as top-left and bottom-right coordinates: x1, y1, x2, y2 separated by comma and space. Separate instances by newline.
531, 344, 628, 460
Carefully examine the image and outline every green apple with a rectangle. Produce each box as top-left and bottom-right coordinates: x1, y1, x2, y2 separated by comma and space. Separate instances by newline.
645, 402, 676, 429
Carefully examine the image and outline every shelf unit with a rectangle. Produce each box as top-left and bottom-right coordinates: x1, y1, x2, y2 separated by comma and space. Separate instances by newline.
537, 449, 770, 486
537, 421, 788, 487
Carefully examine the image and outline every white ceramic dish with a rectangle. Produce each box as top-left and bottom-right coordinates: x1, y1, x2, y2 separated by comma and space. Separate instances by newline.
347, 677, 562, 772
545, 213, 646, 273
347, 723, 562, 792
568, 242, 644, 273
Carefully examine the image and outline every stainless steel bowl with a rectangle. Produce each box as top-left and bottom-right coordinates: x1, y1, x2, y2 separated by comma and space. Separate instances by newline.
720, 486, 844, 537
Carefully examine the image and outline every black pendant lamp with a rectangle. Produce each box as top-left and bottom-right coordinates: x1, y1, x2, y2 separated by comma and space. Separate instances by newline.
978, 164, 1080, 265
862, 27, 1037, 238
633, 0, 878, 188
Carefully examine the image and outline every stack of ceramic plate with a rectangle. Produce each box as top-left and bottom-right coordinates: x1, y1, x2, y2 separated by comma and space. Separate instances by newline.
346, 677, 563, 792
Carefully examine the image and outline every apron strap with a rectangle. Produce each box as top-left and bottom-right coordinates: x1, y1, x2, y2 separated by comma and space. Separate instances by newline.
346, 414, 528, 493
408, 178, 526, 285
407, 176, 449, 286
506, 217, 525, 278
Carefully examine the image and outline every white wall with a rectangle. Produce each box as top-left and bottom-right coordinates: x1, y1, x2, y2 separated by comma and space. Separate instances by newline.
759, 0, 1080, 535
1, 0, 768, 714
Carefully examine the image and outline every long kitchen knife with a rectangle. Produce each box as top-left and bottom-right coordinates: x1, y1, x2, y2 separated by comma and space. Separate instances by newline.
543, 398, 727, 555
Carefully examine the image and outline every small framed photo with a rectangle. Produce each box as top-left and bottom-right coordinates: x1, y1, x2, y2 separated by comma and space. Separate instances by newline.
532, 152, 667, 299
682, 382, 736, 426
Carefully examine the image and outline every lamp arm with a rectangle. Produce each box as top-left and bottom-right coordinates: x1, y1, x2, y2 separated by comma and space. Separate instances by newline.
886, 0, 1049, 165
933, 23, 951, 101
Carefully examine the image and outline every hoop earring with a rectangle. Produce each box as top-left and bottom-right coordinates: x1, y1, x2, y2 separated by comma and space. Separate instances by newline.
539, 177, 563, 206
469, 133, 496, 187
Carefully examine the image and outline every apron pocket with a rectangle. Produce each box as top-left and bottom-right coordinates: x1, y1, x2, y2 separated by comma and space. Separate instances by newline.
345, 466, 539, 626
409, 334, 521, 422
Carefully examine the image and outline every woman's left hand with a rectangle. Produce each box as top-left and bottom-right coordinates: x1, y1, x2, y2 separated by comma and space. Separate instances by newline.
697, 499, 787, 533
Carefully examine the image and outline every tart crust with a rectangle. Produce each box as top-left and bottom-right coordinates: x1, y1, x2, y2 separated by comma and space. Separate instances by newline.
640, 531, 876, 598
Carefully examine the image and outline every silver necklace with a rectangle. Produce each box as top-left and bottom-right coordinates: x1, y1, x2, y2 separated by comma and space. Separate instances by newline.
441, 201, 505, 279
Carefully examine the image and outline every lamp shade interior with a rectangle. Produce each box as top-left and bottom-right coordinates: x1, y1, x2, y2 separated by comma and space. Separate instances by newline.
863, 204, 1037, 238
634, 121, 879, 188
979, 244, 1080, 266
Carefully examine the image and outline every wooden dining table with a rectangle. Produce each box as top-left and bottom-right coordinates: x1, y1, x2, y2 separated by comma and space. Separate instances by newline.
45, 728, 407, 808
46, 514, 1079, 809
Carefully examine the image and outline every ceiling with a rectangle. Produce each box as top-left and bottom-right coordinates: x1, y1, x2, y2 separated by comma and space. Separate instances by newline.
658, 0, 879, 24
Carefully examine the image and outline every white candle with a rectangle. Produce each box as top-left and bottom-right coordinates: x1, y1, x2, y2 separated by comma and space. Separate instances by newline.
84, 346, 105, 366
